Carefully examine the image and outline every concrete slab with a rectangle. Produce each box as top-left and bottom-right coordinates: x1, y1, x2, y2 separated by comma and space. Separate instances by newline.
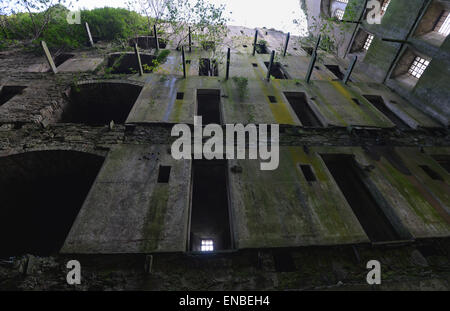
230, 147, 369, 249
57, 58, 103, 72
62, 144, 191, 254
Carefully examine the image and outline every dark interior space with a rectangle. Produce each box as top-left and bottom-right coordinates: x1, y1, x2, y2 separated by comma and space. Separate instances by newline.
363, 95, 409, 129
107, 53, 157, 74
255, 44, 269, 54
0, 86, 27, 106
190, 160, 232, 252
61, 82, 142, 125
53, 53, 74, 67
325, 64, 347, 81
300, 164, 317, 182
432, 155, 450, 173
129, 36, 167, 49
197, 89, 222, 125
199, 58, 219, 76
0, 150, 104, 258
284, 92, 322, 127
321, 154, 401, 242
157, 165, 171, 183
420, 165, 444, 181
264, 62, 288, 79
272, 250, 296, 272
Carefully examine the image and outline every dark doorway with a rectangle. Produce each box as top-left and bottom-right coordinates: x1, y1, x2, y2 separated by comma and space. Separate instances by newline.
284, 92, 322, 127
61, 82, 142, 125
432, 155, 450, 173
53, 53, 74, 67
264, 62, 288, 79
363, 95, 409, 129
321, 154, 400, 242
325, 65, 346, 81
199, 58, 219, 76
0, 151, 104, 257
0, 86, 27, 106
190, 160, 232, 252
197, 89, 222, 125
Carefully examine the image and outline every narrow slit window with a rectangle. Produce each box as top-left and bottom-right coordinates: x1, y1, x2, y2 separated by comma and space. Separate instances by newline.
157, 165, 171, 183
201, 240, 214, 252
268, 95, 277, 103
435, 11, 450, 36
252, 63, 258, 67
352, 98, 362, 106
419, 165, 444, 181
408, 56, 430, 79
335, 9, 345, 20
300, 165, 317, 182
363, 34, 374, 50
381, 0, 391, 16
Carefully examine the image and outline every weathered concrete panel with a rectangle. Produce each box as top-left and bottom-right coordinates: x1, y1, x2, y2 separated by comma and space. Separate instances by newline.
62, 144, 191, 254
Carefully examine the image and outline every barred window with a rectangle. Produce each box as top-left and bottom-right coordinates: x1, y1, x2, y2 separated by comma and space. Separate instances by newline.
335, 9, 345, 20
381, 0, 391, 16
201, 240, 214, 252
435, 11, 450, 36
408, 57, 430, 79
363, 34, 374, 50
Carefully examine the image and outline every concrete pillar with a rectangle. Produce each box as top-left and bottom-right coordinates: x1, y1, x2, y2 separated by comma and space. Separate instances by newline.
40, 41, 57, 74
252, 29, 258, 56
283, 32, 290, 57
134, 43, 144, 76
226, 48, 231, 80
154, 24, 159, 50
266, 50, 275, 82
85, 22, 94, 47
182, 46, 186, 78
343, 55, 358, 84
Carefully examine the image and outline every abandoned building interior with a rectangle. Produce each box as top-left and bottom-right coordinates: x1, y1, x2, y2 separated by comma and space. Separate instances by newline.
0, 0, 449, 290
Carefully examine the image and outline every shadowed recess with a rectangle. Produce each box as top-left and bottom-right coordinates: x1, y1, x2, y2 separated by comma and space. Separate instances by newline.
0, 150, 105, 257
61, 82, 142, 125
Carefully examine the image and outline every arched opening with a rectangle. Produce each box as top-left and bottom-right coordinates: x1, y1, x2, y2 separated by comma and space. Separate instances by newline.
0, 150, 105, 257
61, 82, 142, 125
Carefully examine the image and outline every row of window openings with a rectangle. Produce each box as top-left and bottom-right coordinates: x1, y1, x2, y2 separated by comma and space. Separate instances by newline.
156, 154, 447, 253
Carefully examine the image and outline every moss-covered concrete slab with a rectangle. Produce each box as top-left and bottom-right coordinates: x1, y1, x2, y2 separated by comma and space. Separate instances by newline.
229, 147, 369, 249
62, 144, 190, 254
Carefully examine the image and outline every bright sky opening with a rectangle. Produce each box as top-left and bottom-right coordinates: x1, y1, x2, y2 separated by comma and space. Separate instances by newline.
71, 0, 309, 36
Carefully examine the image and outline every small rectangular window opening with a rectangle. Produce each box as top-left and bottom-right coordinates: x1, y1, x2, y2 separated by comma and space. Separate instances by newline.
352, 98, 362, 106
252, 63, 258, 67
268, 96, 277, 103
435, 11, 450, 36
157, 165, 171, 183
419, 165, 444, 181
363, 34, 374, 50
408, 56, 430, 79
176, 92, 184, 100
300, 165, 317, 182
201, 239, 214, 252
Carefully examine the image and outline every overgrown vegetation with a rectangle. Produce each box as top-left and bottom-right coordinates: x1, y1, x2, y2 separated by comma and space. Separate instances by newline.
0, 3, 150, 52
232, 76, 248, 101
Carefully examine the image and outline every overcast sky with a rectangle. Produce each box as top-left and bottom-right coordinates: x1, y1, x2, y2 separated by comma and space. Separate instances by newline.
70, 0, 308, 36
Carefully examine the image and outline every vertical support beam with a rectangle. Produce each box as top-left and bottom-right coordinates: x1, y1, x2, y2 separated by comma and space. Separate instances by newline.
314, 34, 321, 53
252, 29, 258, 56
182, 46, 186, 79
226, 48, 231, 80
283, 32, 290, 57
154, 24, 159, 50
134, 43, 144, 76
343, 55, 358, 84
189, 26, 192, 53
266, 50, 275, 82
305, 51, 317, 84
85, 22, 94, 47
40, 41, 57, 74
